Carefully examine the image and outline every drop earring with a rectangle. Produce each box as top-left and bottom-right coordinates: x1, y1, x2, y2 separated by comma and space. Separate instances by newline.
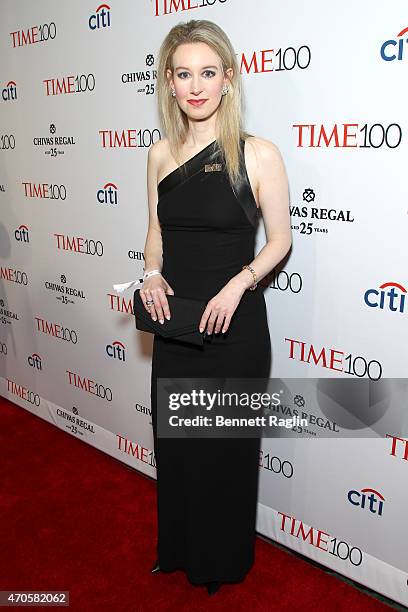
221, 84, 229, 95
171, 88, 176, 97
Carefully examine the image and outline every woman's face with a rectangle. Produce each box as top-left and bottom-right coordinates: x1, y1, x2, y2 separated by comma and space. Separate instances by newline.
167, 42, 232, 122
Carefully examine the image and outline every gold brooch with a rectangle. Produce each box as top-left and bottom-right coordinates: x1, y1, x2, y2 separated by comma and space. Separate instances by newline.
204, 163, 222, 172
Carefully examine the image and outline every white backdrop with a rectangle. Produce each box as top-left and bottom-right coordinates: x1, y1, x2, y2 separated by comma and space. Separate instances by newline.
1, 0, 407, 606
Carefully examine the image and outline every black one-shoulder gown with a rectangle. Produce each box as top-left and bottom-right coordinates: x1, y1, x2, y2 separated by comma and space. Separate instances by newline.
150, 137, 271, 586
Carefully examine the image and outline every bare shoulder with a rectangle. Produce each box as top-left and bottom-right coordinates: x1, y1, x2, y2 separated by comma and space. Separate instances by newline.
243, 136, 286, 206
148, 137, 169, 167
245, 135, 285, 166
148, 137, 176, 186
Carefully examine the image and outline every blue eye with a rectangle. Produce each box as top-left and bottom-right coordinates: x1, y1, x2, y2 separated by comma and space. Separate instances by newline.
176, 70, 216, 79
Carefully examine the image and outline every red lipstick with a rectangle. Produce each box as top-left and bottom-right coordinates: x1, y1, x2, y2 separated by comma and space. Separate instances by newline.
187, 99, 208, 107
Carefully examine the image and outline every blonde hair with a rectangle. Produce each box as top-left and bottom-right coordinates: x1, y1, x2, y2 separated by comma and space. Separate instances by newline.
156, 19, 252, 186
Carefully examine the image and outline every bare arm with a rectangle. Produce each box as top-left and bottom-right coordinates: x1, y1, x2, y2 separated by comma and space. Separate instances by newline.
140, 141, 174, 323
143, 143, 164, 273
231, 137, 292, 291
198, 137, 292, 335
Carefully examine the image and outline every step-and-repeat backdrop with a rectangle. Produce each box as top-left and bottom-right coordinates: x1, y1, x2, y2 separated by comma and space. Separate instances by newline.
1, 0, 407, 606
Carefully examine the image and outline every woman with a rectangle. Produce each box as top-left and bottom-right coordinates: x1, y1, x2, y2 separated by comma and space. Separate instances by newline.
142, 19, 291, 595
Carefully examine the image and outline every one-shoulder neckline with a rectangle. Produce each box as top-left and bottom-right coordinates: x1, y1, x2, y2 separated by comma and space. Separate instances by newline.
157, 139, 217, 190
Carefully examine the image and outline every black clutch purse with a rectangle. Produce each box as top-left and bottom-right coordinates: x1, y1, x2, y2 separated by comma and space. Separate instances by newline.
133, 288, 207, 346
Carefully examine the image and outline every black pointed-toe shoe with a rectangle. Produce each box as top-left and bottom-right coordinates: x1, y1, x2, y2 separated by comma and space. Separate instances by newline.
151, 559, 161, 573
206, 581, 222, 596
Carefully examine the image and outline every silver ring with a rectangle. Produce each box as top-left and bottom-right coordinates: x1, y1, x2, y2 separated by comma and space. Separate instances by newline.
146, 299, 154, 305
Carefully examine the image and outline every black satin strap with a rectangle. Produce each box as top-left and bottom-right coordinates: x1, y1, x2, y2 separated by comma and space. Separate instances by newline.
157, 140, 218, 199
231, 138, 259, 229
158, 138, 259, 229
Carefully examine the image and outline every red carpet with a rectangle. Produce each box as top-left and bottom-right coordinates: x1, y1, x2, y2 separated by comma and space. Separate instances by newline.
0, 397, 395, 611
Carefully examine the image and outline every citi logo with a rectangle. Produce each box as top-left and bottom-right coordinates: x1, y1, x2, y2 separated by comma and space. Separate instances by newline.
106, 340, 126, 362
15, 224, 29, 243
347, 487, 385, 516
28, 353, 42, 370
89, 4, 111, 30
364, 281, 406, 314
97, 182, 118, 206
381, 26, 408, 61
2, 80, 17, 101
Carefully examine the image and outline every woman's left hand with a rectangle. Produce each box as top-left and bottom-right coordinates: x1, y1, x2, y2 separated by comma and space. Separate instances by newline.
199, 280, 246, 335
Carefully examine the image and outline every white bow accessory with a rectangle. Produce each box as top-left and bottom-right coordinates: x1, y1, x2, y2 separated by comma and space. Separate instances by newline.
113, 269, 162, 293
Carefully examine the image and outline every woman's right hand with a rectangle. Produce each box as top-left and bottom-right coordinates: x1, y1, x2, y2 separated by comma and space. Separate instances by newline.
140, 274, 174, 323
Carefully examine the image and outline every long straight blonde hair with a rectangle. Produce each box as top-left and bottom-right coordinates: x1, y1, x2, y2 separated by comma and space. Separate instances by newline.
156, 19, 252, 186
